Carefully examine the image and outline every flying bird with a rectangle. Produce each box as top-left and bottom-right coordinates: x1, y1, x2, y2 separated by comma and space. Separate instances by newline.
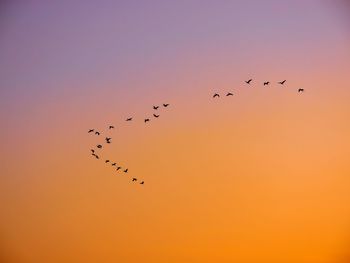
124, 169, 128, 173
88, 129, 94, 133
94, 154, 99, 159
245, 79, 252, 84
105, 160, 110, 163
111, 163, 117, 166
97, 144, 102, 149
298, 88, 304, 93
126, 117, 133, 121
109, 125, 114, 129
163, 104, 169, 107
263, 82, 270, 86
144, 118, 150, 123
116, 167, 122, 171
153, 106, 159, 110
105, 137, 112, 143
278, 80, 286, 85
213, 93, 220, 98
91, 149, 95, 153
95, 131, 100, 135
153, 114, 159, 118
132, 178, 137, 182
226, 92, 233, 96
140, 181, 144, 185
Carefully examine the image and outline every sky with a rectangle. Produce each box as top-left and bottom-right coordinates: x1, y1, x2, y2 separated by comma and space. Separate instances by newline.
1, 1, 350, 262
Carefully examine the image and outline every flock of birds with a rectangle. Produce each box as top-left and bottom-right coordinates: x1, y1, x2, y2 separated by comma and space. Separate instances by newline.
87, 78, 304, 185
88, 103, 171, 185
212, 79, 303, 98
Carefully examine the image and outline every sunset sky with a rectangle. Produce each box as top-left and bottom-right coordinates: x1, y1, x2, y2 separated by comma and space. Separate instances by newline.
1, 1, 350, 262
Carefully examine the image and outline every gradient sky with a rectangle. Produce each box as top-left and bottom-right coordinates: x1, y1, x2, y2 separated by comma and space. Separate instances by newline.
1, 1, 350, 262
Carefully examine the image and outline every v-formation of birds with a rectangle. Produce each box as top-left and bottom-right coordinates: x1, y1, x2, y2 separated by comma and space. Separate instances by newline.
88, 103, 171, 185
88, 78, 305, 185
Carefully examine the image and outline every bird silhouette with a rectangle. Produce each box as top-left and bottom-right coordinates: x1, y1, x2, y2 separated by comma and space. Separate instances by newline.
109, 125, 114, 129
95, 131, 100, 135
132, 178, 137, 182
124, 169, 128, 173
97, 144, 102, 149
88, 129, 94, 133
298, 88, 304, 93
163, 104, 169, 107
153, 106, 159, 110
140, 181, 144, 185
144, 118, 150, 123
263, 82, 270, 86
111, 163, 116, 166
105, 137, 112, 143
95, 155, 99, 159
126, 117, 133, 121
153, 114, 159, 118
278, 80, 286, 85
226, 92, 233, 96
213, 93, 220, 98
105, 160, 110, 163
91, 149, 95, 153
245, 79, 252, 84
116, 167, 122, 171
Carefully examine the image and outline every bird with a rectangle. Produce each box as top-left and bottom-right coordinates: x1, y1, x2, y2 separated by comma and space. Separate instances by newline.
153, 106, 159, 110
126, 117, 133, 121
124, 169, 128, 173
213, 93, 220, 98
97, 144, 102, 149
91, 149, 95, 153
132, 178, 137, 182
116, 167, 122, 171
140, 181, 144, 185
144, 118, 150, 123
245, 79, 252, 84
105, 160, 110, 163
109, 125, 114, 129
95, 155, 99, 159
153, 114, 159, 118
163, 103, 169, 107
226, 92, 233, 96
263, 81, 270, 86
105, 137, 112, 143
278, 80, 286, 85
298, 88, 304, 93
111, 163, 117, 166
88, 129, 94, 133
95, 131, 100, 135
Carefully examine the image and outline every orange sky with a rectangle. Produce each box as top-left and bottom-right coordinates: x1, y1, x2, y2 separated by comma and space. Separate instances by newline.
1, 1, 350, 262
